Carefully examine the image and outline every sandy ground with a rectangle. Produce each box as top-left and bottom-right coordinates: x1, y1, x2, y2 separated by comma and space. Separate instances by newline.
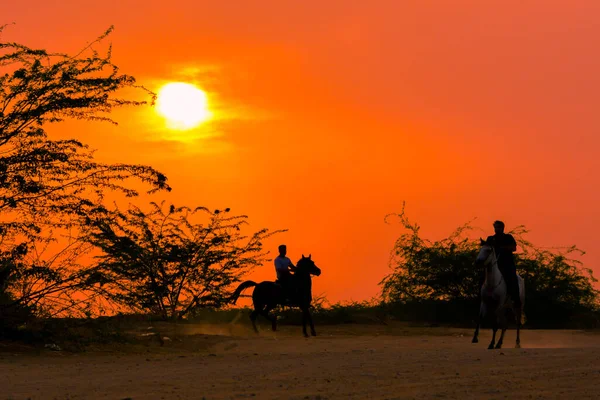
2, 324, 600, 400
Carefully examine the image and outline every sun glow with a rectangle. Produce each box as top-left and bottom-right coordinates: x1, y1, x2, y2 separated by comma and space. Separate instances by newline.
156, 82, 211, 130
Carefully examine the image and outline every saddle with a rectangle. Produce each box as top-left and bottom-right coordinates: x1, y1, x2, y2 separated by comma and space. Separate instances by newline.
275, 278, 297, 305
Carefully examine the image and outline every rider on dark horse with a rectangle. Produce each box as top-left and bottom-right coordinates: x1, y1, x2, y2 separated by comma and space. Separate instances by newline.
485, 220, 521, 308
274, 244, 297, 302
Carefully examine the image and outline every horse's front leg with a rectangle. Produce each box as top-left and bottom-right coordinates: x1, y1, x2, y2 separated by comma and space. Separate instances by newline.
495, 327, 507, 349
307, 307, 316, 336
495, 313, 507, 349
301, 307, 309, 338
488, 319, 498, 350
472, 302, 485, 344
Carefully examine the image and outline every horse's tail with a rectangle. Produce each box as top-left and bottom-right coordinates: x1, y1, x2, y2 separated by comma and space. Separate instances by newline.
230, 281, 258, 304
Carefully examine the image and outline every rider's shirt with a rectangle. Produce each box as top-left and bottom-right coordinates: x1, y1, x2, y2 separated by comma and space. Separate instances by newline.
486, 233, 516, 256
486, 233, 517, 271
274, 256, 293, 280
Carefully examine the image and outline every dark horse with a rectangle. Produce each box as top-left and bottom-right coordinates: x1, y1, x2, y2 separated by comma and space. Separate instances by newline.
230, 255, 321, 337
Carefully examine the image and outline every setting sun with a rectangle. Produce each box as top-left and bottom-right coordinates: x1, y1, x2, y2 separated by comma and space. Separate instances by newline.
155, 82, 211, 130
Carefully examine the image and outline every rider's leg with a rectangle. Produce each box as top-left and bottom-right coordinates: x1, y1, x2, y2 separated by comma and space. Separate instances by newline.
505, 263, 521, 308
498, 255, 520, 307
281, 274, 293, 303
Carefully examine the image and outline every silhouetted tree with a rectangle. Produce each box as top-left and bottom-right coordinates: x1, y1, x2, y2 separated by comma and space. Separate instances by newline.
85, 202, 283, 320
380, 203, 599, 327
0, 233, 113, 319
0, 25, 170, 321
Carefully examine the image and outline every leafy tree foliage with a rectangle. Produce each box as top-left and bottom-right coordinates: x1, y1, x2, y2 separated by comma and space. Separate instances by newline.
0, 25, 170, 321
0, 25, 168, 226
85, 202, 283, 320
380, 204, 599, 326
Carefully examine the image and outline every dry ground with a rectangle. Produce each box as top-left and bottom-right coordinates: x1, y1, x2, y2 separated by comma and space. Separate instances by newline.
2, 322, 600, 400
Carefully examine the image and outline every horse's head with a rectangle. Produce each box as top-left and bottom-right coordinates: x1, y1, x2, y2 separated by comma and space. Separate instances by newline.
296, 254, 321, 277
475, 238, 496, 269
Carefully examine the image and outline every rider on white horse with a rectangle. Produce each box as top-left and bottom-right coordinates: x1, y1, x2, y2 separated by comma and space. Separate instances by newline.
485, 221, 521, 308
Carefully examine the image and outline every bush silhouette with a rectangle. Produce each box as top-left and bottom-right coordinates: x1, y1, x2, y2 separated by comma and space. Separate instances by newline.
380, 204, 599, 328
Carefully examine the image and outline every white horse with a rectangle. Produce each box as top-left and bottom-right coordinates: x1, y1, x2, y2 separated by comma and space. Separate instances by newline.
471, 239, 525, 349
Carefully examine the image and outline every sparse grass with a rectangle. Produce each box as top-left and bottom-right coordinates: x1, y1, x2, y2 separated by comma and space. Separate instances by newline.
2, 299, 600, 353
223, 299, 600, 330
0, 313, 234, 354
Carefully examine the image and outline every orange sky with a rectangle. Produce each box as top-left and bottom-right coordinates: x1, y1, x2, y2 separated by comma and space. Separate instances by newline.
2, 1, 599, 302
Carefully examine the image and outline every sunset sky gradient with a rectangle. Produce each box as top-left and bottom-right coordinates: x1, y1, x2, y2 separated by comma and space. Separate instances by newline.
3, 1, 599, 302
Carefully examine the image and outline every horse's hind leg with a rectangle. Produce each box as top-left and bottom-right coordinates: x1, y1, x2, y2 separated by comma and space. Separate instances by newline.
515, 306, 522, 348
260, 305, 277, 332
250, 306, 261, 333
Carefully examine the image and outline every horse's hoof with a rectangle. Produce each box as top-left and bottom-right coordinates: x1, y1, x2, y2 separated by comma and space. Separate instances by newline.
472, 338, 478, 344
304, 334, 309, 338
488, 344, 494, 350
495, 344, 503, 350
311, 331, 317, 337
515, 343, 521, 349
